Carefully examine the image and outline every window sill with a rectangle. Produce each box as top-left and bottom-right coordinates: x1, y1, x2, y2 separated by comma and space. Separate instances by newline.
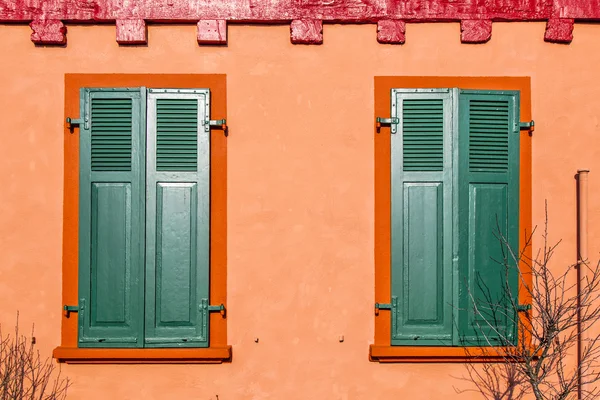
369, 345, 529, 363
53, 346, 232, 364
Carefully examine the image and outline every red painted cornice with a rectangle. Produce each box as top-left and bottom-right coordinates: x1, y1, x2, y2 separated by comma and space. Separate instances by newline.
0, 0, 597, 44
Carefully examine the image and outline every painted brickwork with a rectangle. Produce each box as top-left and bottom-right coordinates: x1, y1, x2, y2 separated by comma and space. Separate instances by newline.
0, 0, 598, 44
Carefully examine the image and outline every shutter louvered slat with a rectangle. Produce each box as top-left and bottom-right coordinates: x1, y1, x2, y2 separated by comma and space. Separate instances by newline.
91, 98, 133, 171
156, 99, 198, 172
402, 99, 444, 172
468, 99, 510, 172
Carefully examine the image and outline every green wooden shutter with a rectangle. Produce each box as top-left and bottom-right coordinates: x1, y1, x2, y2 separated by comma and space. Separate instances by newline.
457, 90, 520, 346
78, 88, 146, 347
390, 89, 454, 346
144, 89, 211, 347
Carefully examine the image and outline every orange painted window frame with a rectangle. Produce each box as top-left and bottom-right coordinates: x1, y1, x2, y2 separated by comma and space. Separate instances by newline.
54, 74, 230, 364
371, 76, 532, 363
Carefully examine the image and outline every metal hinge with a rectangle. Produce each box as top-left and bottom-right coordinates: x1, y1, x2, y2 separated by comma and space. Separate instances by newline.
199, 300, 226, 341
66, 117, 87, 133
376, 117, 399, 133
63, 304, 78, 317
208, 303, 225, 313
202, 301, 226, 317
375, 302, 391, 315
517, 304, 532, 312
520, 120, 535, 132
376, 297, 399, 339
203, 118, 227, 133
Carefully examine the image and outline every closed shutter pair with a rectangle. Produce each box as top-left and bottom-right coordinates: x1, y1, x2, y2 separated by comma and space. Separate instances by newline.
391, 89, 520, 346
78, 88, 210, 348
76, 87, 520, 348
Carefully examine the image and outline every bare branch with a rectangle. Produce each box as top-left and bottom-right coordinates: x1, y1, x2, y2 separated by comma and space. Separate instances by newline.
457, 204, 600, 400
0, 313, 70, 400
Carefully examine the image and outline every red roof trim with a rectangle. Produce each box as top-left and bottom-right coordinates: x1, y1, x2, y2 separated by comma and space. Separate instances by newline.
0, 0, 595, 44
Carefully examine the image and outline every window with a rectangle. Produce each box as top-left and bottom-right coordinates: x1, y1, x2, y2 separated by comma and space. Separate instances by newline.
391, 87, 519, 346
79, 87, 215, 348
371, 77, 532, 362
54, 75, 230, 363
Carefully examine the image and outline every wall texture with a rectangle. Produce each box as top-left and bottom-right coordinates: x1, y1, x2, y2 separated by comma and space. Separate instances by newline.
0, 21, 599, 399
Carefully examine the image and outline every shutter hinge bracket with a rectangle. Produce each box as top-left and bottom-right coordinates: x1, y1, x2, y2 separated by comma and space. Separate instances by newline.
66, 117, 87, 133
517, 304, 532, 312
519, 120, 535, 132
63, 304, 79, 317
376, 117, 399, 134
375, 302, 392, 315
204, 119, 228, 134
208, 303, 226, 317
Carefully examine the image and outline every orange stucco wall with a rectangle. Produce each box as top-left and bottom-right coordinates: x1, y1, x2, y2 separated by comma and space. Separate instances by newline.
1, 22, 600, 399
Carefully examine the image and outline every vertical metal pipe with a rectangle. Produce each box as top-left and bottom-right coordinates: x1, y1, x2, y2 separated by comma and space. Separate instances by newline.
578, 169, 589, 400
